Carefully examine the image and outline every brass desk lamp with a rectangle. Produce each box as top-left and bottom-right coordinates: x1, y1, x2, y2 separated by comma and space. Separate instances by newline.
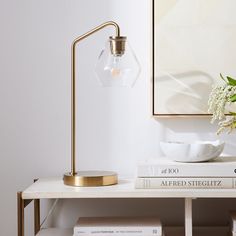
63, 21, 140, 187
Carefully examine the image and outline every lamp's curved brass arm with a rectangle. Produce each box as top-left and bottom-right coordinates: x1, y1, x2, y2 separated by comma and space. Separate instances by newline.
70, 21, 121, 175
72, 21, 120, 46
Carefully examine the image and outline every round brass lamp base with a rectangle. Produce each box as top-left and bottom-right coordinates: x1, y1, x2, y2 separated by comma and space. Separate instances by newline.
63, 171, 118, 187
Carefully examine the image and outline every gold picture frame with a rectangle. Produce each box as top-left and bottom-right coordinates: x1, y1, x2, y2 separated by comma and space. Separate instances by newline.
152, 0, 236, 117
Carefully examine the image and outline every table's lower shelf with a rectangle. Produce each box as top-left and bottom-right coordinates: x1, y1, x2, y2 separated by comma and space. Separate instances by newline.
36, 226, 229, 236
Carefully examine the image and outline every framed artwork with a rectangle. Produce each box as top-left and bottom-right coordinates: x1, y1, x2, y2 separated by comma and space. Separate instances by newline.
152, 0, 236, 116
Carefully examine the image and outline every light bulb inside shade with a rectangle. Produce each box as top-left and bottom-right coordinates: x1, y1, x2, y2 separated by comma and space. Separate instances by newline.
104, 55, 132, 80
104, 56, 122, 78
111, 67, 121, 77
95, 40, 141, 87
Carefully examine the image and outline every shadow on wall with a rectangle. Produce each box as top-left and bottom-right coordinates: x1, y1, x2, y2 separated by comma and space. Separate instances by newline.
165, 70, 213, 114
155, 117, 215, 133
154, 70, 216, 133
155, 70, 214, 114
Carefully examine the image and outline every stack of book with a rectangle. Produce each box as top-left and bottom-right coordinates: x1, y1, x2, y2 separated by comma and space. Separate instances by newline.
73, 217, 163, 236
135, 157, 236, 189
230, 212, 236, 236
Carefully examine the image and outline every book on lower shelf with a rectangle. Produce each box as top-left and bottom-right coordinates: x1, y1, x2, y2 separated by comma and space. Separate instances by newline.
137, 157, 236, 178
73, 217, 162, 236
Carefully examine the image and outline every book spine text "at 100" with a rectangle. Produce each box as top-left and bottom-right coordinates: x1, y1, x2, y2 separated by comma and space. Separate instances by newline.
137, 165, 236, 177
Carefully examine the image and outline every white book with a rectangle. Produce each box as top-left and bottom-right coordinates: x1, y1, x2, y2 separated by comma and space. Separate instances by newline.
74, 217, 162, 236
137, 157, 236, 177
135, 177, 236, 189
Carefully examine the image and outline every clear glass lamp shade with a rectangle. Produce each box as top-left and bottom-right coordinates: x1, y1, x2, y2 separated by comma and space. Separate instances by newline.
95, 40, 141, 87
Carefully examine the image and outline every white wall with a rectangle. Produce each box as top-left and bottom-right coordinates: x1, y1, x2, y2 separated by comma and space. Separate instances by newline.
1, 0, 236, 235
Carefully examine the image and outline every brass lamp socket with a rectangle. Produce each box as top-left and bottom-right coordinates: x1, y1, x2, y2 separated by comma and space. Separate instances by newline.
109, 36, 127, 56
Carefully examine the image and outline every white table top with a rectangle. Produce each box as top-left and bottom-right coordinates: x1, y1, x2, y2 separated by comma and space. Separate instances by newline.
22, 177, 236, 199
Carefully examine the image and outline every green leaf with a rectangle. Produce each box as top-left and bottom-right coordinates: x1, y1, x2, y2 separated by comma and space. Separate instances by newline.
229, 111, 236, 116
227, 76, 236, 86
230, 94, 236, 102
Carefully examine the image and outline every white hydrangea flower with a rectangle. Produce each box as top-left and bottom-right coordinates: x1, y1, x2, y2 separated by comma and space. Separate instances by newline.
208, 74, 236, 134
208, 84, 236, 123
217, 115, 236, 135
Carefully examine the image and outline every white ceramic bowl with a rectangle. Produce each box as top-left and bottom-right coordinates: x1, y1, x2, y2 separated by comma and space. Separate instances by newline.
160, 140, 225, 162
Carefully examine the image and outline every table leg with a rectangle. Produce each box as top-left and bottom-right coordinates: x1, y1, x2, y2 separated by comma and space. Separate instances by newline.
34, 199, 40, 235
17, 192, 24, 236
17, 190, 37, 236
185, 198, 193, 236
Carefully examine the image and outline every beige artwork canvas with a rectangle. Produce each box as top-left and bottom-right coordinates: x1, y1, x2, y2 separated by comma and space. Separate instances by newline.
153, 0, 236, 116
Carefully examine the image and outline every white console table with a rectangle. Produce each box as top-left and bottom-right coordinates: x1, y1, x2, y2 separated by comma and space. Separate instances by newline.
18, 178, 235, 236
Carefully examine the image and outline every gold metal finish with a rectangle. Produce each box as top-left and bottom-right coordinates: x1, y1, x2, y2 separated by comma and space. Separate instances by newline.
109, 36, 126, 56
18, 180, 41, 236
67, 21, 124, 186
17, 194, 32, 236
63, 171, 118, 187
